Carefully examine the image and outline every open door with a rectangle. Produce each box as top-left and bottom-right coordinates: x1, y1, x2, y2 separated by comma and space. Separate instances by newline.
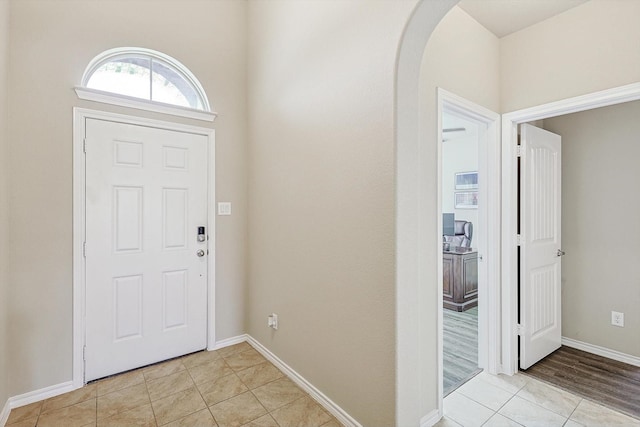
519, 123, 563, 370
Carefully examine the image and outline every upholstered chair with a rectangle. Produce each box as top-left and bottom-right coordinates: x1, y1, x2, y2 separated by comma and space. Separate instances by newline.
443, 220, 473, 248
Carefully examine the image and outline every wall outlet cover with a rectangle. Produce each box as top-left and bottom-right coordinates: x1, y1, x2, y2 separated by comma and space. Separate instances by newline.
611, 311, 624, 327
268, 313, 278, 330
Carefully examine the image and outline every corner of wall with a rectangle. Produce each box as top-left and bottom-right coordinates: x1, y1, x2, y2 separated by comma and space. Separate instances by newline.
0, 0, 10, 417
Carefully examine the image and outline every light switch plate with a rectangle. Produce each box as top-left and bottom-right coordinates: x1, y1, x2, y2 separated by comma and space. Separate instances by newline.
217, 202, 231, 216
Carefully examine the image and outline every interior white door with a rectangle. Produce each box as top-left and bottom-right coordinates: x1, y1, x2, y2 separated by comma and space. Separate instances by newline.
519, 123, 562, 370
85, 118, 208, 381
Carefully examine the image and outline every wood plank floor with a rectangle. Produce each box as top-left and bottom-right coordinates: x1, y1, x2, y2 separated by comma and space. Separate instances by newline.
522, 345, 640, 419
443, 306, 480, 396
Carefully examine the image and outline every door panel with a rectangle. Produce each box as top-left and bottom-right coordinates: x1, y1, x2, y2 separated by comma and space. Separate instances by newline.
443, 257, 453, 299
113, 274, 143, 341
163, 269, 188, 330
463, 257, 478, 298
520, 123, 562, 370
85, 118, 208, 381
163, 188, 188, 250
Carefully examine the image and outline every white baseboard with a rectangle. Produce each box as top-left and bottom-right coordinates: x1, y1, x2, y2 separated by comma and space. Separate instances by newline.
0, 381, 74, 427
420, 409, 442, 427
9, 381, 75, 409
562, 337, 640, 367
210, 334, 249, 351
0, 399, 10, 427
246, 336, 362, 427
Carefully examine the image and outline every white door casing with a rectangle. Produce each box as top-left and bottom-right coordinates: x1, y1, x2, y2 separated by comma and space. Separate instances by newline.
84, 118, 209, 381
437, 88, 501, 411
519, 123, 562, 370
501, 83, 640, 376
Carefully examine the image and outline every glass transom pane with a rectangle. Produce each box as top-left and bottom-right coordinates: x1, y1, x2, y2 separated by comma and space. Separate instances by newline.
83, 49, 208, 111
87, 58, 151, 100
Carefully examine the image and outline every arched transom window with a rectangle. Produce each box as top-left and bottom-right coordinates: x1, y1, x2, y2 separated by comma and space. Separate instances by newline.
77, 48, 214, 121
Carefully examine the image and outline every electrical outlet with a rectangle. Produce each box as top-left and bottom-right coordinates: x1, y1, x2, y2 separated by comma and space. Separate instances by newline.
268, 313, 278, 330
611, 311, 624, 327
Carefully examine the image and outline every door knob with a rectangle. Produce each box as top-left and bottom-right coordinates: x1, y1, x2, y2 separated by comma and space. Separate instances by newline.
557, 249, 566, 257
196, 249, 205, 257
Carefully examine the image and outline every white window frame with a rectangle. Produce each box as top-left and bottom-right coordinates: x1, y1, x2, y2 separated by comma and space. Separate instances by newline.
75, 47, 217, 122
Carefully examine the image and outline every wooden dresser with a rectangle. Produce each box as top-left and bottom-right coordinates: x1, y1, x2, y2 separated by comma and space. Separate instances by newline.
443, 248, 478, 312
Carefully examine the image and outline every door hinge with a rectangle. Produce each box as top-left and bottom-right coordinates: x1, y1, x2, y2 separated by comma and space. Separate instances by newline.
516, 234, 522, 246
83, 241, 87, 258
83, 345, 86, 361
83, 138, 87, 153
516, 146, 523, 157
516, 324, 525, 336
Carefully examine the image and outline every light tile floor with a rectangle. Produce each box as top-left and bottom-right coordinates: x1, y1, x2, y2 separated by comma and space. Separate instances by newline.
5, 342, 343, 427
438, 371, 640, 427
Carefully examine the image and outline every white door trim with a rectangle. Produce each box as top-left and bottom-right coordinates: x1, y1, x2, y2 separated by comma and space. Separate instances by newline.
437, 88, 501, 407
72, 108, 216, 388
501, 82, 640, 375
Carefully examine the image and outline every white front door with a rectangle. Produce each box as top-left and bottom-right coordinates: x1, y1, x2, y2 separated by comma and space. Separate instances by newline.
519, 123, 562, 370
85, 118, 208, 381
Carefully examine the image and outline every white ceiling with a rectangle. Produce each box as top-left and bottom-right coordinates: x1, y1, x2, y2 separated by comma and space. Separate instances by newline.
458, 0, 589, 38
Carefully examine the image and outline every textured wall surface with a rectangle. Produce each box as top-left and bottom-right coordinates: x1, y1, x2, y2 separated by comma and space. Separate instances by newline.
0, 0, 9, 412
501, 0, 640, 112
247, 1, 416, 424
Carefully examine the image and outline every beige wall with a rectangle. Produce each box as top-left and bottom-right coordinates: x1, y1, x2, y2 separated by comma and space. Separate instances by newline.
422, 7, 501, 114
246, 1, 416, 424
0, 0, 8, 410
501, 0, 640, 112
418, 5, 499, 409
544, 101, 640, 358
6, 0, 247, 396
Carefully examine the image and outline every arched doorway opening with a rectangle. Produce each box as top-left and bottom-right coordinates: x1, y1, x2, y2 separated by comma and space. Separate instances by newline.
395, 1, 458, 424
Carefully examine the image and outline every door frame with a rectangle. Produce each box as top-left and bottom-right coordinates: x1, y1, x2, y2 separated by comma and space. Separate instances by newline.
501, 82, 640, 375
72, 108, 216, 388
437, 89, 501, 405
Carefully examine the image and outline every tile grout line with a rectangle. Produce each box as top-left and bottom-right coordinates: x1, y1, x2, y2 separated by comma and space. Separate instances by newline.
563, 398, 583, 427
232, 348, 287, 425
187, 346, 276, 427
142, 366, 160, 427
454, 375, 529, 427
35, 401, 43, 427
243, 341, 340, 426
183, 356, 214, 426
224, 346, 285, 425
248, 387, 276, 426
515, 381, 585, 421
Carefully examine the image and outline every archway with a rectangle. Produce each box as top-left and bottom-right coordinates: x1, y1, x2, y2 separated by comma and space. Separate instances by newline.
395, 0, 458, 425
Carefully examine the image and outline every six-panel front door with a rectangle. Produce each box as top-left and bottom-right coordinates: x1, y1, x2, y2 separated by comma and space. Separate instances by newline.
519, 123, 562, 370
85, 118, 208, 381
